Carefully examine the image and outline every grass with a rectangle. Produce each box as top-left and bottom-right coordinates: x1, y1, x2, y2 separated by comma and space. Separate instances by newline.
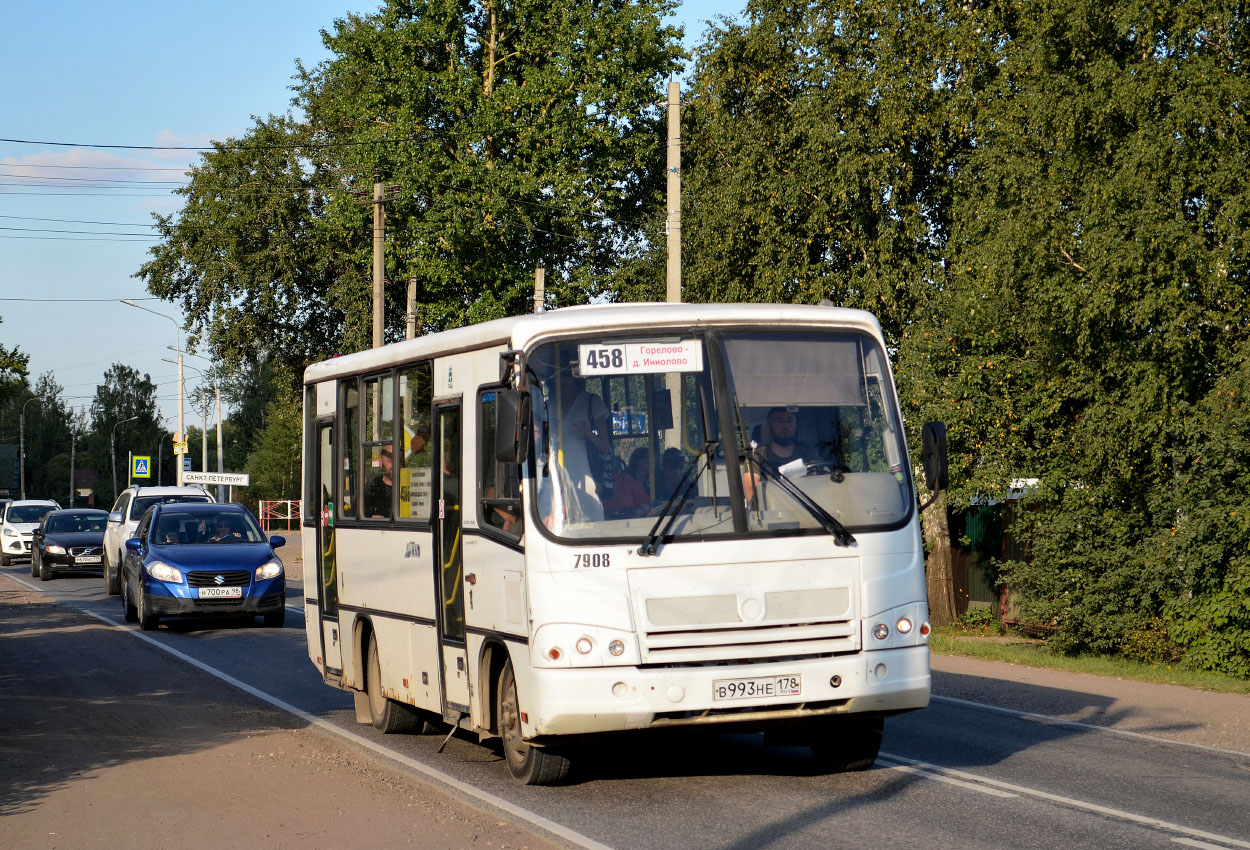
929, 626, 1250, 696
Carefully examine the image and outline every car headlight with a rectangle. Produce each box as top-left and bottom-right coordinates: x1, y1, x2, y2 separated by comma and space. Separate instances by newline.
255, 560, 283, 581
2, 527, 18, 537
45, 544, 66, 555
145, 561, 183, 583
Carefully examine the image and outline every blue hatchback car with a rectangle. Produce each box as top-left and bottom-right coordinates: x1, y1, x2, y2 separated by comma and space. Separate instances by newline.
120, 502, 287, 631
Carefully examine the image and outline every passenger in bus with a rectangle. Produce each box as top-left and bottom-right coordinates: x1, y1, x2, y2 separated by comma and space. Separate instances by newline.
364, 446, 394, 519
654, 447, 690, 502
603, 455, 649, 518
552, 370, 609, 521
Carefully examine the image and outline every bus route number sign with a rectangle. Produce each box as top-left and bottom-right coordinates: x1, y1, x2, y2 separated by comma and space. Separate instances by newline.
579, 340, 703, 377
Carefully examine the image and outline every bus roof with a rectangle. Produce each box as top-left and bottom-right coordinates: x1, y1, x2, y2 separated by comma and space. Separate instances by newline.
303, 302, 884, 384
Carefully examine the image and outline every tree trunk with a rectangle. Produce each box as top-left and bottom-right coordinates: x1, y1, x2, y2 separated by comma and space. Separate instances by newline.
921, 491, 957, 627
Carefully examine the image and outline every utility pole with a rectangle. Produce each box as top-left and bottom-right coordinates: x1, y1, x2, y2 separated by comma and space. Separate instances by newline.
406, 277, 417, 340
373, 173, 385, 349
215, 386, 225, 502
666, 79, 682, 303
354, 173, 402, 350
533, 266, 546, 313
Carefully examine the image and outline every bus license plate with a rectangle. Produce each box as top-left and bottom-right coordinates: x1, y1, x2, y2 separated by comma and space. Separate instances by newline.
198, 586, 242, 599
713, 675, 801, 701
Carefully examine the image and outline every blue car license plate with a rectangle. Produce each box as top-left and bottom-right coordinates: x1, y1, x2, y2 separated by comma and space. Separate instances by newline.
198, 586, 242, 599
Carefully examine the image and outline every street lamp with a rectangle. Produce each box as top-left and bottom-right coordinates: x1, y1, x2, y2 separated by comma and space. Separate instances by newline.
167, 351, 226, 500
120, 299, 184, 486
19, 396, 43, 500
110, 416, 139, 501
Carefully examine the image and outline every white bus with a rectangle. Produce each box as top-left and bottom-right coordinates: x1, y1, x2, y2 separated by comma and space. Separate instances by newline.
301, 302, 947, 784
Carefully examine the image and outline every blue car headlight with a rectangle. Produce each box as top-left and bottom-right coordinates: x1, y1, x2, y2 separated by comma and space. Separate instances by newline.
145, 561, 184, 583
255, 560, 283, 581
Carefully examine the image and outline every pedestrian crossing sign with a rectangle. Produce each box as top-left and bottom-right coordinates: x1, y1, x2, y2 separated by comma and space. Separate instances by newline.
132, 456, 152, 479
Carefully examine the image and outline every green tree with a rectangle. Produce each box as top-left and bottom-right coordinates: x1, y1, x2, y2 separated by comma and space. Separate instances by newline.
139, 0, 685, 379
0, 316, 29, 411
86, 365, 164, 506
245, 385, 303, 501
897, 0, 1250, 668
679, 0, 959, 343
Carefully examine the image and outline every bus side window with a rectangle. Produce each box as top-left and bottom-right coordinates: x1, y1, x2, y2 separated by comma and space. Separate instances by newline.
341, 380, 360, 519
479, 391, 523, 539
398, 362, 434, 522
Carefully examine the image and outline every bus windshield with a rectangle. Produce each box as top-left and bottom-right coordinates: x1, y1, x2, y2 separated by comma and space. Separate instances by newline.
527, 329, 912, 542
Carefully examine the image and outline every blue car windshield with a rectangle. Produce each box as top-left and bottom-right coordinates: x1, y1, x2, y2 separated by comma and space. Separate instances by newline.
154, 512, 264, 545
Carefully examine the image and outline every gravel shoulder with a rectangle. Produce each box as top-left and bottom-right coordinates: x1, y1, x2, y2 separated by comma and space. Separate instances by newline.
930, 652, 1250, 754
0, 577, 565, 850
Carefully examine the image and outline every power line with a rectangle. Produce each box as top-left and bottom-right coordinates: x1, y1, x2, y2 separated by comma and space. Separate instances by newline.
0, 214, 157, 227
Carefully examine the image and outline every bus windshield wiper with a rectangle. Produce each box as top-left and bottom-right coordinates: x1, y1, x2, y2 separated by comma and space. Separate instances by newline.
754, 460, 856, 547
639, 441, 715, 557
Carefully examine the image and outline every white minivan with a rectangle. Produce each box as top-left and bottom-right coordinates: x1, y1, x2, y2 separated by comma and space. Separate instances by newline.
1, 499, 62, 566
102, 485, 214, 594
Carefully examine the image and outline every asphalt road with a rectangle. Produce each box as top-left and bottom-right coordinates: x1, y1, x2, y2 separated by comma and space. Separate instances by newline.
3, 557, 1249, 850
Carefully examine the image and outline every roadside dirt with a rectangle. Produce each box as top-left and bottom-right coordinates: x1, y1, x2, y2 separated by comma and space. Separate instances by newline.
3, 569, 1249, 850
0, 579, 565, 850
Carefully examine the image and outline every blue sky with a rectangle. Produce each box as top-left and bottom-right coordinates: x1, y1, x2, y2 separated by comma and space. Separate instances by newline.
1, 0, 737, 433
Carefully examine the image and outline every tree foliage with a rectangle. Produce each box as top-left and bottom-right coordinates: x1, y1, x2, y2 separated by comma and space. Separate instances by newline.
688, 0, 1250, 673
139, 0, 684, 379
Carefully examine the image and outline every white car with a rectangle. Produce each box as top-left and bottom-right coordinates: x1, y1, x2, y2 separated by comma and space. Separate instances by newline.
102, 485, 214, 595
1, 499, 62, 566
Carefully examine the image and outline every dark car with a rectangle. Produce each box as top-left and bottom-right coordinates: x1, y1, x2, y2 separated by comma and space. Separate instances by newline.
120, 502, 286, 631
31, 509, 109, 581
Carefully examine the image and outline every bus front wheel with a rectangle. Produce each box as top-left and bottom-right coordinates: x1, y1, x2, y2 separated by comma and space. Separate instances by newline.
808, 715, 884, 773
497, 661, 570, 785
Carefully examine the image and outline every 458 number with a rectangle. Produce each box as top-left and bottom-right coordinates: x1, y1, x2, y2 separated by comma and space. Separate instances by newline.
583, 348, 624, 370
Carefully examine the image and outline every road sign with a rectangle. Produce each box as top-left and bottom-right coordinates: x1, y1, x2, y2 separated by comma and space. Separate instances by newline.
182, 471, 250, 487
174, 441, 188, 455
132, 456, 151, 479
182, 457, 192, 472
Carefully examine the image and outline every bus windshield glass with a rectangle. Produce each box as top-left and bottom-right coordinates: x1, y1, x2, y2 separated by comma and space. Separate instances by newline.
527, 329, 912, 542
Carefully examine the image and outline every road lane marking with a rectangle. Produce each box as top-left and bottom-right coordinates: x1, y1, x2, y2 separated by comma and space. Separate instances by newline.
877, 757, 1017, 797
880, 752, 1250, 850
931, 694, 1250, 758
65, 602, 617, 850
1174, 839, 1243, 850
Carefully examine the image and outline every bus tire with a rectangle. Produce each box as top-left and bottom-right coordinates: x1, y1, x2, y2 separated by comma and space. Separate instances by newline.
366, 636, 423, 734
497, 660, 570, 785
808, 715, 884, 773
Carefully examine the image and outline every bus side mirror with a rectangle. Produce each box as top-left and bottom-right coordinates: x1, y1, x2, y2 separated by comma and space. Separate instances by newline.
495, 389, 531, 464
922, 422, 949, 492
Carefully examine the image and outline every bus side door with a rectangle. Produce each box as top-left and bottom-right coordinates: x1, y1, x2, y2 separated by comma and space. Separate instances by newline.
435, 403, 471, 717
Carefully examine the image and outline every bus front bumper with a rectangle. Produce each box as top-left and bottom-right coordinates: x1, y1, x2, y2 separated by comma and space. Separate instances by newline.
524, 645, 930, 738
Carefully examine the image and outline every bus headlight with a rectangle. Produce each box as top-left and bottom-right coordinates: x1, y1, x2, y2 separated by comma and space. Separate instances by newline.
896, 617, 913, 634
533, 624, 639, 668
873, 623, 890, 640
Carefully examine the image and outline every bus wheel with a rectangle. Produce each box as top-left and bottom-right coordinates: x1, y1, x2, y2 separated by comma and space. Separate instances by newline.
497, 661, 570, 785
808, 715, 884, 773
366, 636, 426, 734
